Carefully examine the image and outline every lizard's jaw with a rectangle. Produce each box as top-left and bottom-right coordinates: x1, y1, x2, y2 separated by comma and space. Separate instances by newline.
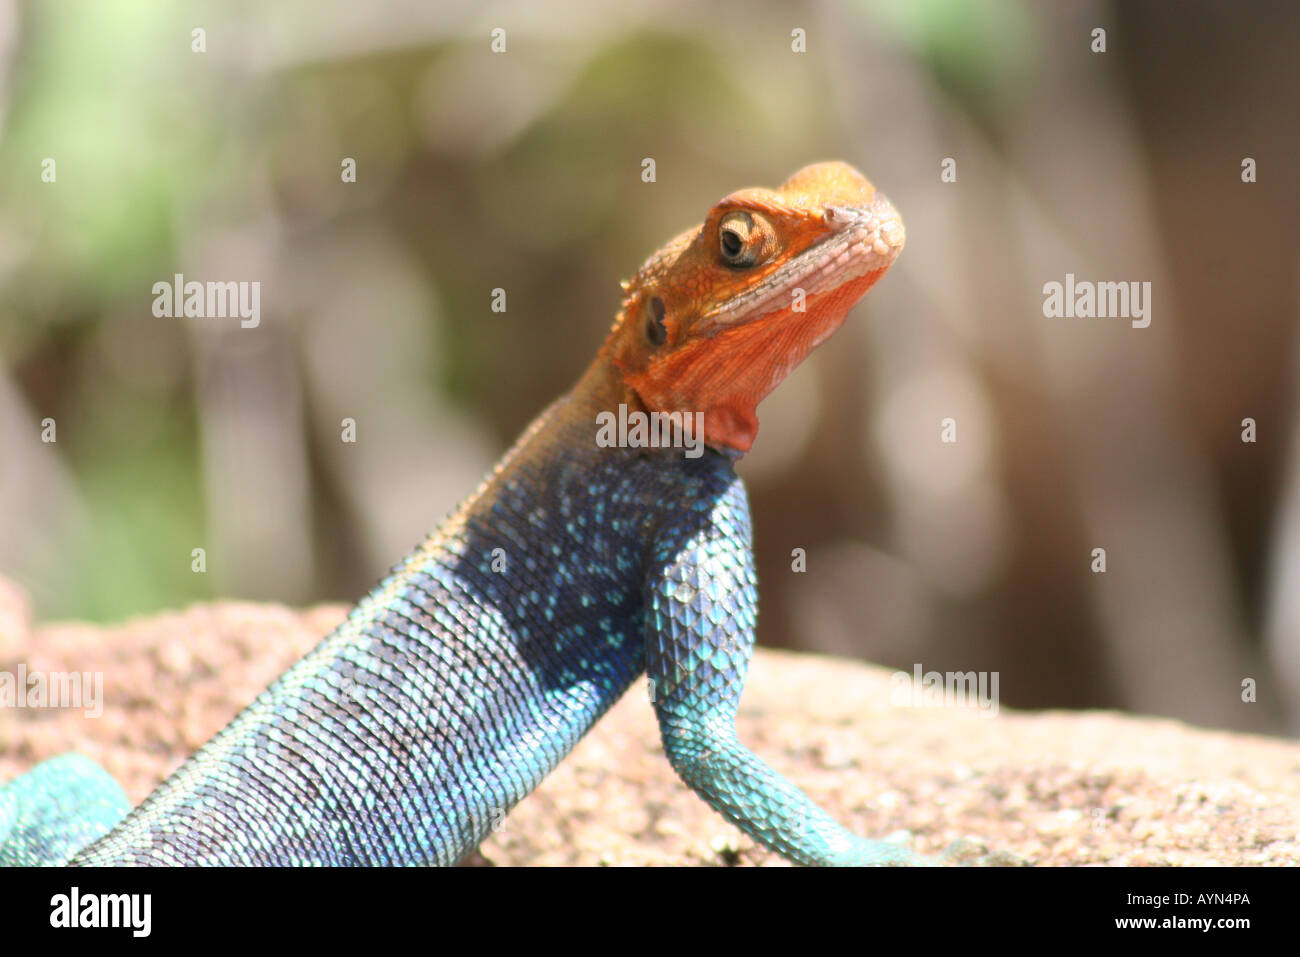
636, 190, 904, 454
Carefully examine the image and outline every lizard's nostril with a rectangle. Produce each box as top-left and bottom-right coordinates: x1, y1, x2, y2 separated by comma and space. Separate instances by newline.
823, 206, 860, 230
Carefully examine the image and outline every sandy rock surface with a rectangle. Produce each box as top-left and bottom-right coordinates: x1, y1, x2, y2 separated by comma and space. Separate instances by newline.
1, 576, 1297, 865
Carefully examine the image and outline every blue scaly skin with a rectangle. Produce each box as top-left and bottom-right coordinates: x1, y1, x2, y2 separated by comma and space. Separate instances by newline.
0, 756, 129, 867
2, 162, 912, 865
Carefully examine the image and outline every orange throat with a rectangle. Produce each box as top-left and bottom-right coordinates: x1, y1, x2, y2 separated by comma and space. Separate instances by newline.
624, 268, 887, 453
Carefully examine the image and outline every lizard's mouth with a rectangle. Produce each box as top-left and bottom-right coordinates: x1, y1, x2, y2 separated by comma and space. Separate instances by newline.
696, 191, 905, 336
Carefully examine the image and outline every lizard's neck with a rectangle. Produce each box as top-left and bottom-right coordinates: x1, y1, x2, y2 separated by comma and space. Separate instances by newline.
512, 356, 738, 468
568, 355, 651, 421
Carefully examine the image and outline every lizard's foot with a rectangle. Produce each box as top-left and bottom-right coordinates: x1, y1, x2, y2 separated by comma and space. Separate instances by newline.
0, 754, 130, 866
836, 832, 936, 866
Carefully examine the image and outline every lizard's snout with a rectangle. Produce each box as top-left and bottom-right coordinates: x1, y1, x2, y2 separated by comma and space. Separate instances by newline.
869, 192, 905, 250
860, 191, 905, 258
823, 191, 904, 265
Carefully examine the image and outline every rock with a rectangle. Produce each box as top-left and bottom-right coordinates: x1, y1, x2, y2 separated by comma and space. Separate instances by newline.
0, 575, 1296, 865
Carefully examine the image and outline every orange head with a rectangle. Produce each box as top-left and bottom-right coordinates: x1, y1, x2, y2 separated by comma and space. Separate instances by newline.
600, 161, 904, 454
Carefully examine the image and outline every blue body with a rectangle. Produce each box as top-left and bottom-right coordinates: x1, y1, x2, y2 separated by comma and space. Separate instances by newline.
2, 395, 914, 866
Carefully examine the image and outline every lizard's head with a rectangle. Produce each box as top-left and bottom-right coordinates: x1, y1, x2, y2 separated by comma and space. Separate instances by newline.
602, 161, 904, 454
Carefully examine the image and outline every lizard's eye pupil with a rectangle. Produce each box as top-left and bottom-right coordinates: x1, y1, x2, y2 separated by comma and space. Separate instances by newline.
721, 229, 744, 259
645, 296, 667, 346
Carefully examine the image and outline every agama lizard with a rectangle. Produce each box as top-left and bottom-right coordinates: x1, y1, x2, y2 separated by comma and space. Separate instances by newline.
0, 161, 910, 866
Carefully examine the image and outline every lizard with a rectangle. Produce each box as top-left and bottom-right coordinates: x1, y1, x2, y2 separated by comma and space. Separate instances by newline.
0, 161, 912, 866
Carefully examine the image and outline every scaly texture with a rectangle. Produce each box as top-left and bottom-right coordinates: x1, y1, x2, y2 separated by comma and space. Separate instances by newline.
1, 162, 908, 865
0, 755, 129, 866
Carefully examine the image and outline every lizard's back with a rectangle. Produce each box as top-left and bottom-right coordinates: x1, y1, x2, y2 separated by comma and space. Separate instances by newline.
70, 396, 741, 865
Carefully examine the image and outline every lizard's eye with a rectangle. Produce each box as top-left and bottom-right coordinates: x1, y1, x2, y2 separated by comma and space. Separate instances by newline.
718, 210, 771, 268
645, 296, 667, 346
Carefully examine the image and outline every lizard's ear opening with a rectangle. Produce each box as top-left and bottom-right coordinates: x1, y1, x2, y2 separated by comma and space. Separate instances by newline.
645, 296, 668, 346
602, 288, 658, 384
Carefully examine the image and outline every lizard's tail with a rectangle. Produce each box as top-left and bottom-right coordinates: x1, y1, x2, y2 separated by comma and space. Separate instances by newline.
0, 754, 130, 865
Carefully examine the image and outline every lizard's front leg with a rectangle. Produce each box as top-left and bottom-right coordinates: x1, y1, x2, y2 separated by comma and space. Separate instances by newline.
644, 478, 921, 866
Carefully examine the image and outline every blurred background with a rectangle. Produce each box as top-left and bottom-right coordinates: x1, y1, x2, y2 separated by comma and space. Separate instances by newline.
0, 0, 1296, 734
